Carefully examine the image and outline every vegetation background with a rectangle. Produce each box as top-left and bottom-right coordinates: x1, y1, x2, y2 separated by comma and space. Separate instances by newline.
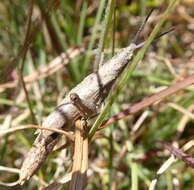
0, 0, 193, 189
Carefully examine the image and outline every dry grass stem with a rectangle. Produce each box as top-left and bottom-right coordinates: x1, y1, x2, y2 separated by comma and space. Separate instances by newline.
168, 102, 194, 120
0, 47, 84, 93
149, 140, 194, 190
131, 110, 149, 135
99, 74, 194, 130
0, 166, 47, 187
176, 104, 194, 137
0, 124, 74, 141
69, 119, 88, 190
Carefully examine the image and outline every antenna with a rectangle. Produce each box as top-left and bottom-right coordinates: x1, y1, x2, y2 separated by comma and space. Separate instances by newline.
132, 9, 154, 44
136, 27, 175, 49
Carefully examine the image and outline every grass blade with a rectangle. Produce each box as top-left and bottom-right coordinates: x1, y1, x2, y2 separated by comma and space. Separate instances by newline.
89, 0, 179, 139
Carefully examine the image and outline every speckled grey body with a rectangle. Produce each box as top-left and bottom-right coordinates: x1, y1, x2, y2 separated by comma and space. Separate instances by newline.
19, 43, 138, 184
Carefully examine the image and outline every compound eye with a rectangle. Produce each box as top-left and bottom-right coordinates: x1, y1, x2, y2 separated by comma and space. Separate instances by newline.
70, 93, 79, 102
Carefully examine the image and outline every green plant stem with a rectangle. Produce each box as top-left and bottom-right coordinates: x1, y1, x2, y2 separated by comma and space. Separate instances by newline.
18, 0, 37, 124
93, 0, 116, 71
82, 0, 106, 73
77, 0, 87, 45
89, 0, 179, 139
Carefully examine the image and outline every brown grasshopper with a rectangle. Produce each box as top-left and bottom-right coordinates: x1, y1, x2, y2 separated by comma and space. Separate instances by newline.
19, 11, 174, 185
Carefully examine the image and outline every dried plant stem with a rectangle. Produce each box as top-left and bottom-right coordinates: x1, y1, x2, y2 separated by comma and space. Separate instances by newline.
80, 133, 88, 186
176, 104, 194, 139
0, 166, 47, 187
99, 74, 194, 130
0, 124, 74, 141
42, 173, 72, 190
148, 140, 194, 190
69, 119, 88, 190
18, 0, 37, 124
0, 47, 84, 93
168, 102, 194, 120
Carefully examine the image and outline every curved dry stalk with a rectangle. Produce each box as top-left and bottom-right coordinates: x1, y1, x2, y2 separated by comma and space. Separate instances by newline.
0, 167, 20, 187
0, 166, 47, 187
0, 166, 20, 174
0, 124, 74, 141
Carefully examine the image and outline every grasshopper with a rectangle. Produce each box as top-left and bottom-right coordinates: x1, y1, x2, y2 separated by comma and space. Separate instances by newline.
19, 11, 173, 185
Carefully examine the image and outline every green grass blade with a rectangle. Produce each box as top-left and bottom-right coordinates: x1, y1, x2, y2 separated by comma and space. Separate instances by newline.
93, 0, 116, 71
82, 0, 106, 73
51, 13, 68, 50
77, 0, 88, 45
89, 0, 179, 139
131, 162, 138, 190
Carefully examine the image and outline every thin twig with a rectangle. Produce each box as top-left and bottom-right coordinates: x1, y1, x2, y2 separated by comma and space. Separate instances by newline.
149, 140, 194, 190
164, 143, 194, 168
18, 0, 36, 124
42, 172, 72, 190
0, 125, 74, 141
130, 110, 149, 135
99, 74, 194, 130
0, 166, 47, 187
